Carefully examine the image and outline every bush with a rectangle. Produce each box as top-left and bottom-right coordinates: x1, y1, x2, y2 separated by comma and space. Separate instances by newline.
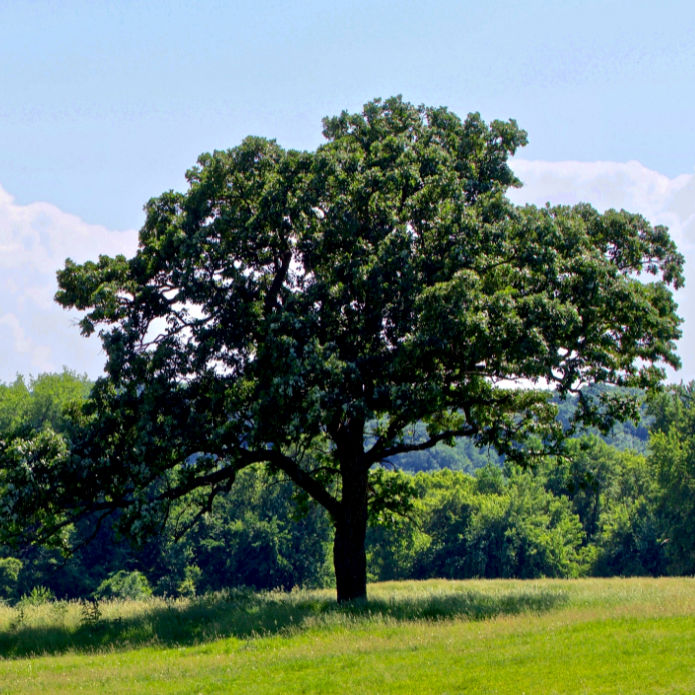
0, 557, 22, 601
18, 585, 55, 606
94, 570, 153, 600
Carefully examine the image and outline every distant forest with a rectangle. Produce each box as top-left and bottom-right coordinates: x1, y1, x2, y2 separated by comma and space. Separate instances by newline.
392, 386, 651, 473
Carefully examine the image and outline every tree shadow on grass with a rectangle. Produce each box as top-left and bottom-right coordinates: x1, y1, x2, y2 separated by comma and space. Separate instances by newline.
0, 585, 568, 659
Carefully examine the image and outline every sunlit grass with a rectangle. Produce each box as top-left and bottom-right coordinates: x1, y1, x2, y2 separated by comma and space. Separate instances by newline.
0, 578, 693, 694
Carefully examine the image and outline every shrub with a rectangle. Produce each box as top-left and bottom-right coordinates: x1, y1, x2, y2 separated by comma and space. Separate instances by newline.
94, 570, 153, 600
0, 557, 22, 601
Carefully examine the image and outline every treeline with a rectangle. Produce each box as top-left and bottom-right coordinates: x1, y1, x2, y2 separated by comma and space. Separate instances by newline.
0, 372, 693, 601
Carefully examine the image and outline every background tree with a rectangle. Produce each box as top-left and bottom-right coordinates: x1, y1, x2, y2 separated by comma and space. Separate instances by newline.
647, 384, 695, 574
154, 466, 334, 595
4, 97, 683, 602
0, 370, 91, 436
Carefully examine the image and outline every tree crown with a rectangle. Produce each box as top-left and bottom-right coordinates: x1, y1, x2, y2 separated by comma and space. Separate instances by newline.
8, 97, 684, 552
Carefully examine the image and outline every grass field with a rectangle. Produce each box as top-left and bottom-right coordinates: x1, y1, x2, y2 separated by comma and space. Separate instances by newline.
0, 577, 693, 694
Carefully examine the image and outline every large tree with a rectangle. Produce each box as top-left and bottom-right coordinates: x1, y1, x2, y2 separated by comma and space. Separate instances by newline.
7, 97, 683, 601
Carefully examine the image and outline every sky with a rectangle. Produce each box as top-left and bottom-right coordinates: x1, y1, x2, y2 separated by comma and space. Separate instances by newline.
1, 0, 695, 384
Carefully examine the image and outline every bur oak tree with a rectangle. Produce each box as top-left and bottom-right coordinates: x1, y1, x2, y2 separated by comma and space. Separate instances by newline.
9, 97, 683, 601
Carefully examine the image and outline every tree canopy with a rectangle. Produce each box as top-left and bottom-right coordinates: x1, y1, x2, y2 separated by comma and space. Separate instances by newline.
3, 97, 683, 601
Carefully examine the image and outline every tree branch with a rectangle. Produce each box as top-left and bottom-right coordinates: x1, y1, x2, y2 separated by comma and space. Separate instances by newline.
266, 449, 341, 518
263, 249, 292, 315
367, 424, 478, 465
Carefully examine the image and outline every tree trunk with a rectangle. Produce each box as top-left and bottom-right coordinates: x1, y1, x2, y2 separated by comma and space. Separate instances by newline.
333, 465, 369, 603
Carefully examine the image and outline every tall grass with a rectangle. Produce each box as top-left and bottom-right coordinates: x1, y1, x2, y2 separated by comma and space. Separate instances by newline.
0, 580, 568, 658
0, 578, 693, 694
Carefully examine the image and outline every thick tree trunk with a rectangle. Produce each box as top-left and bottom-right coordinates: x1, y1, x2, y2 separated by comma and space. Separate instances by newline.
333, 465, 369, 603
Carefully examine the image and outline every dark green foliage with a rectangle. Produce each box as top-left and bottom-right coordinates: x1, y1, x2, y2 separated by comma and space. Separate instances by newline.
1, 98, 686, 601
0, 372, 333, 599
156, 468, 333, 594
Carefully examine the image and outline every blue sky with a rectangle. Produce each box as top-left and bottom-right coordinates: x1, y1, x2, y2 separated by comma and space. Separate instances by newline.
1, 0, 695, 383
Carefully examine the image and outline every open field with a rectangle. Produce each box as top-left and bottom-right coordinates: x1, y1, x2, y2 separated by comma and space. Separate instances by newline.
0, 578, 693, 694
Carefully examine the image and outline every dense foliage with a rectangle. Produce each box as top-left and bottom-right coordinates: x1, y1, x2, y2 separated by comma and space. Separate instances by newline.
1, 97, 685, 601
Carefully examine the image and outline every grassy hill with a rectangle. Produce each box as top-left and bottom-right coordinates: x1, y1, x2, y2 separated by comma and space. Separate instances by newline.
0, 578, 693, 693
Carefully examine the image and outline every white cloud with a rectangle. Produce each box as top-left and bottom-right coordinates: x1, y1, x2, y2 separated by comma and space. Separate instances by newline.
0, 184, 138, 382
510, 159, 695, 383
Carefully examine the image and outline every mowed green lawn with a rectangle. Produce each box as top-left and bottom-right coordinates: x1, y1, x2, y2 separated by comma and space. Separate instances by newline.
0, 578, 693, 694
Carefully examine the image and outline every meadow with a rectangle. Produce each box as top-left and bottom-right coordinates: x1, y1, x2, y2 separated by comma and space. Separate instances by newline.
0, 577, 693, 694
